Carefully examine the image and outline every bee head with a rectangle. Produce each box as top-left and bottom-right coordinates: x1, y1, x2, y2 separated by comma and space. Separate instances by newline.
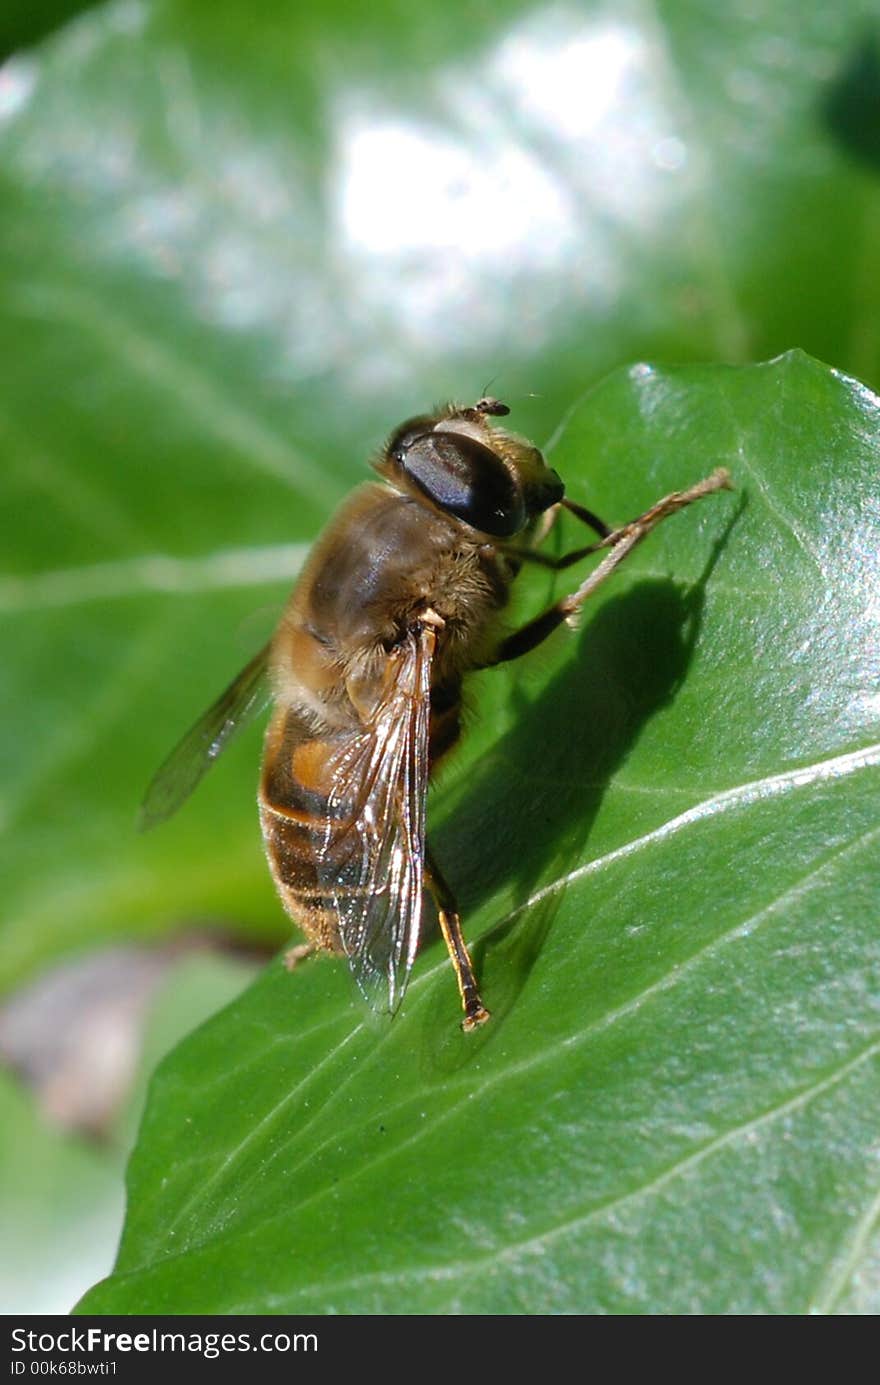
377, 399, 563, 538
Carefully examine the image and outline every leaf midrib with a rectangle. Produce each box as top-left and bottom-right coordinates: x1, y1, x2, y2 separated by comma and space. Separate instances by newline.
126, 812, 880, 1272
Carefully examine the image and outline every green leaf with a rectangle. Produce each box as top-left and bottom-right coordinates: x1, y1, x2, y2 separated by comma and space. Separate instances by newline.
0, 0, 101, 62
76, 353, 880, 1316
3, 0, 880, 989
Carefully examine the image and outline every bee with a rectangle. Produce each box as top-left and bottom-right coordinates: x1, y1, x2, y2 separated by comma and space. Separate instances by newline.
142, 397, 729, 1030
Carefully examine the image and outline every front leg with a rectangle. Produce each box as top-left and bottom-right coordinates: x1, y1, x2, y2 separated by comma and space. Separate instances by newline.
488, 468, 731, 666
498, 493, 614, 572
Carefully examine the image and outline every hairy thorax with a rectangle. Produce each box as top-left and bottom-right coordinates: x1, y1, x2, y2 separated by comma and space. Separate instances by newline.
270, 483, 513, 736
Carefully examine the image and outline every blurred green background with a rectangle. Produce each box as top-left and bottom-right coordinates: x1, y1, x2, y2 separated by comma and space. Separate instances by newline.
2, 0, 880, 1313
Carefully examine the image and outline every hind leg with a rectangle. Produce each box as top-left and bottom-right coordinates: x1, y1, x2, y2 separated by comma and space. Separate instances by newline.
426, 844, 490, 1033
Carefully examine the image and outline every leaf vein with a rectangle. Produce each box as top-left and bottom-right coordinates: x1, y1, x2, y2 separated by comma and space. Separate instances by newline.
9, 283, 339, 504
807, 1182, 880, 1314
0, 543, 308, 612
512, 741, 880, 917
170, 822, 880, 1254
251, 1031, 880, 1309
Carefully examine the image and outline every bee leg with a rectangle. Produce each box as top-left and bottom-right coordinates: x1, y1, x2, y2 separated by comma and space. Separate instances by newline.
529, 499, 564, 548
499, 538, 607, 572
503, 495, 611, 565
425, 844, 490, 1032
489, 468, 731, 665
283, 941, 317, 972
560, 496, 613, 538
499, 491, 614, 572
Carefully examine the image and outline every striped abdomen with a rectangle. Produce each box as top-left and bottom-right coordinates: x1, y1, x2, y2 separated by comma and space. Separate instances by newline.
259, 703, 362, 954
259, 680, 463, 956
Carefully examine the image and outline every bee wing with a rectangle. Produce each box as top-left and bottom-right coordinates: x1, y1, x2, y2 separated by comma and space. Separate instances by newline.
316, 626, 433, 1014
140, 644, 272, 831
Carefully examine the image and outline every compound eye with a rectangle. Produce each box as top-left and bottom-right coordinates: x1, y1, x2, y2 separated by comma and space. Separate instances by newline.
399, 431, 526, 537
387, 415, 436, 463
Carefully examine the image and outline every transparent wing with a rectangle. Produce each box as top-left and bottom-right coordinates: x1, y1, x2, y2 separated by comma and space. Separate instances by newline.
316, 626, 433, 1014
140, 644, 272, 830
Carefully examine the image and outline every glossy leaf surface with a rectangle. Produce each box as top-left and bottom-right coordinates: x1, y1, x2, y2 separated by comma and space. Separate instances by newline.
3, 0, 880, 988
76, 354, 880, 1315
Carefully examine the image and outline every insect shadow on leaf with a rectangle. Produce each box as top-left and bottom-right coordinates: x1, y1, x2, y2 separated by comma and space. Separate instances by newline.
423, 503, 742, 1069
142, 390, 736, 1035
